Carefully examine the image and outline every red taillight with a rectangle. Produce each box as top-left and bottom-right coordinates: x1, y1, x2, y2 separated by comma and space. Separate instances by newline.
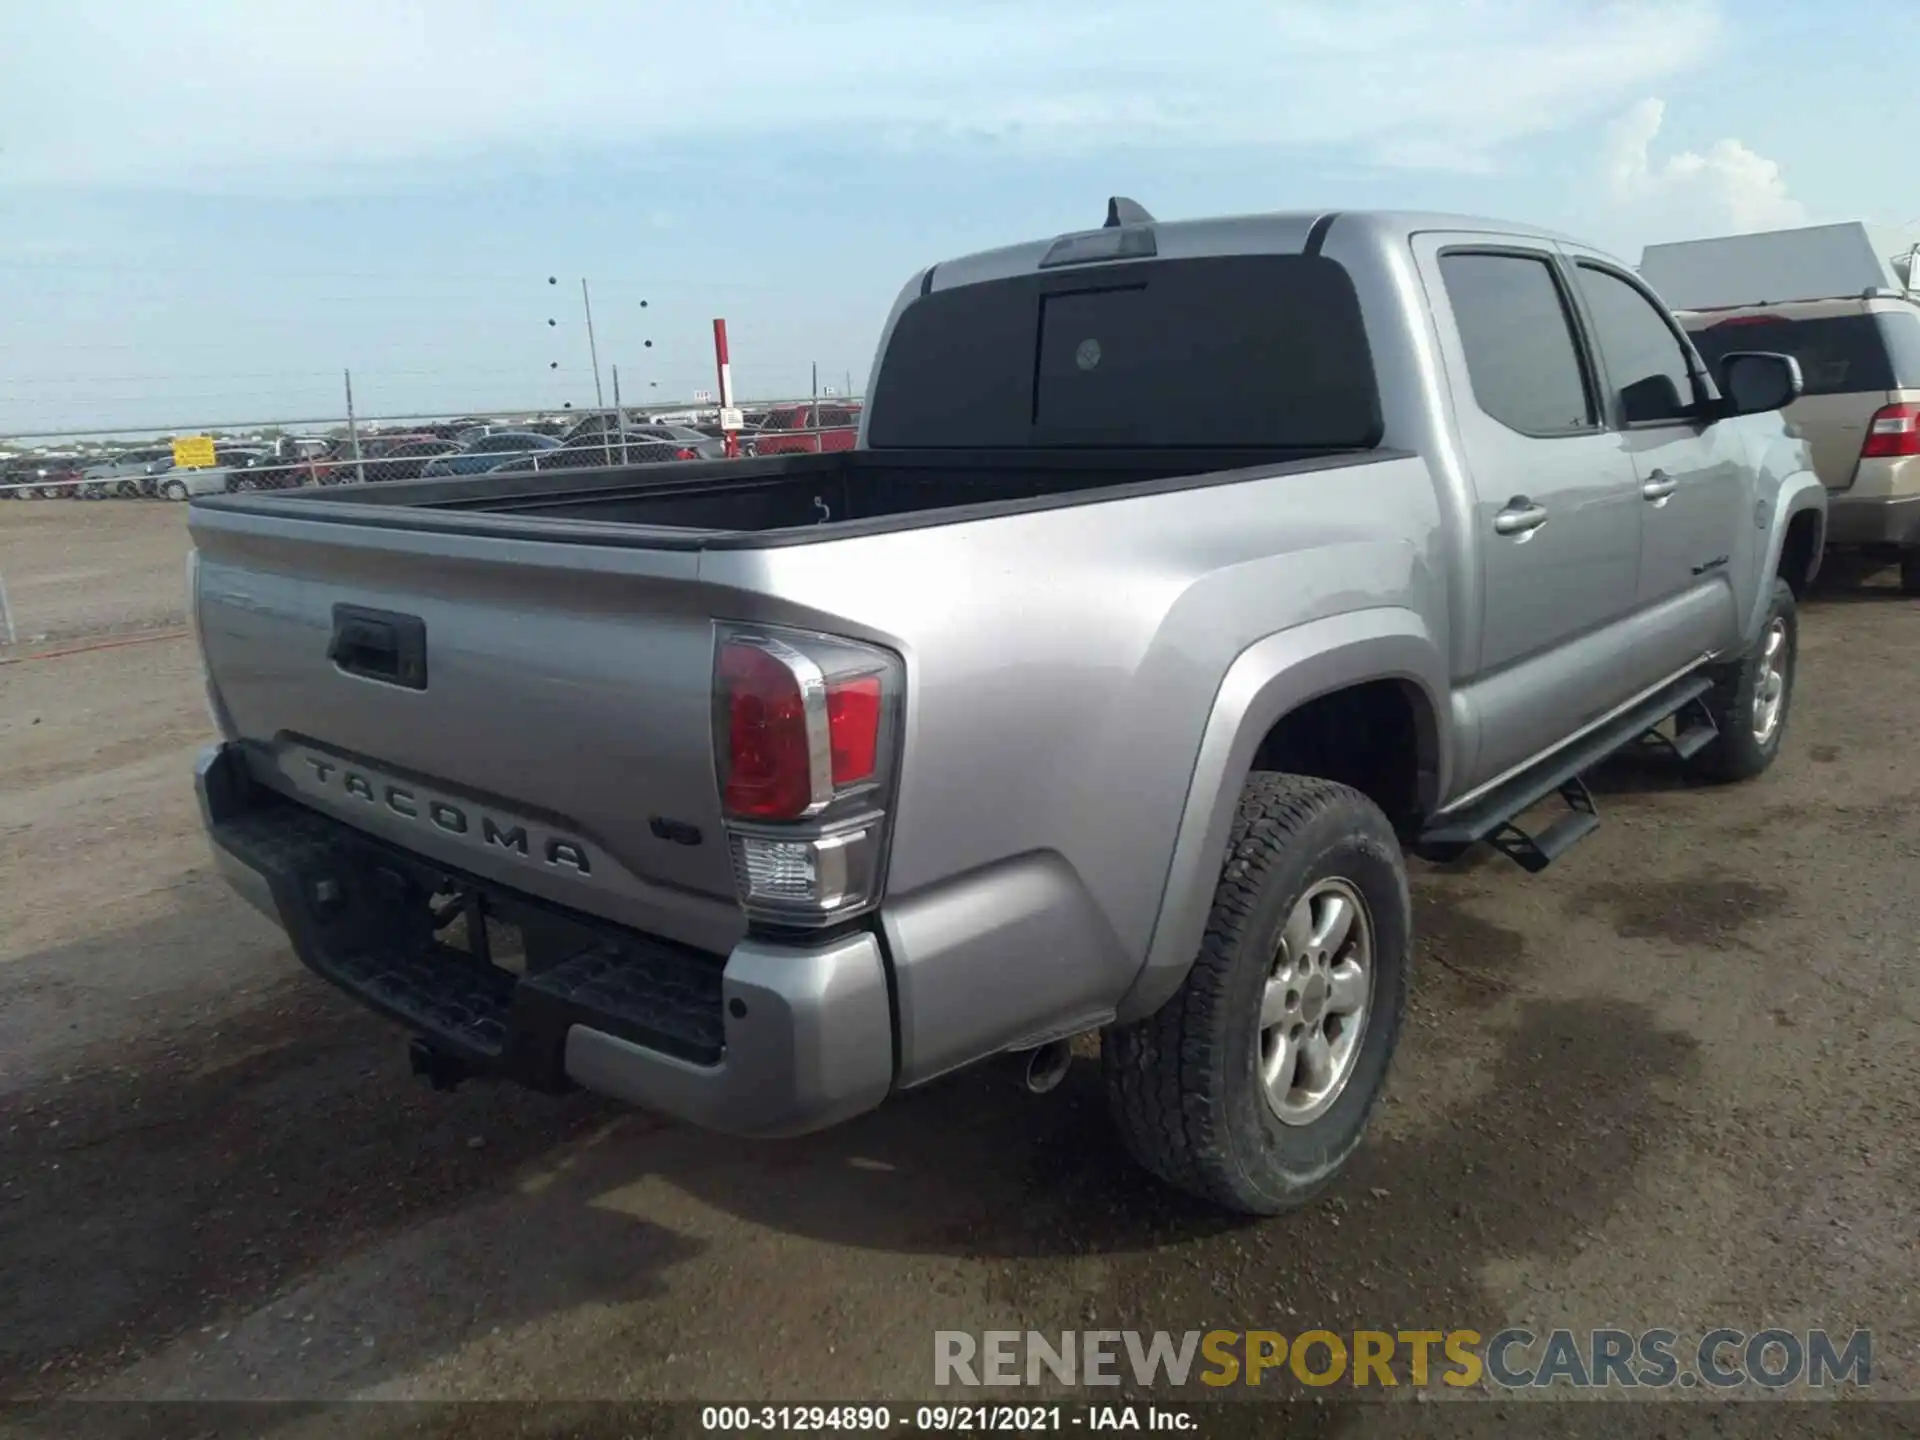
718, 641, 816, 820
716, 632, 895, 822
827, 676, 881, 785
1861, 402, 1920, 459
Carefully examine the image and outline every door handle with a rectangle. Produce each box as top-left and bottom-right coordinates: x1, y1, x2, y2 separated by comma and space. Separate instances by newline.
1641, 469, 1678, 501
1494, 498, 1550, 536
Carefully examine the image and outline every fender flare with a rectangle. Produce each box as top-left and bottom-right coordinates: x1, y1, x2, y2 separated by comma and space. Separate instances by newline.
1747, 469, 1826, 644
1112, 607, 1449, 1024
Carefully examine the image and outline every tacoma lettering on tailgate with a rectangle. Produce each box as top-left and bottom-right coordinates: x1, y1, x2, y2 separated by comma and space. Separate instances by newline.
297, 753, 593, 874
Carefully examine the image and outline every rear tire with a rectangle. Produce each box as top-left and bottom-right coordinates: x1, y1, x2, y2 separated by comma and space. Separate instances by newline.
1900, 549, 1920, 596
1689, 576, 1797, 783
1103, 774, 1410, 1215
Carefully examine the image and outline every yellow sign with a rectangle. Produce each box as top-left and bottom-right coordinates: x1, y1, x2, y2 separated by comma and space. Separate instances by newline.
172, 435, 216, 469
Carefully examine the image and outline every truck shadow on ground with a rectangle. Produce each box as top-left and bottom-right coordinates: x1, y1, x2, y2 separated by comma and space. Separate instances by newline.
636, 994, 1697, 1317
3, 892, 1697, 1402
0, 896, 668, 1399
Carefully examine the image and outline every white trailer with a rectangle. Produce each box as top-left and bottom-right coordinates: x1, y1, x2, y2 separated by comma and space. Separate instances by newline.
1640, 222, 1919, 312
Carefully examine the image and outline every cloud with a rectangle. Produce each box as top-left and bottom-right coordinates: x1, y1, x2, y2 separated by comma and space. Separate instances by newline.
1604, 97, 1806, 236
1, 0, 1723, 190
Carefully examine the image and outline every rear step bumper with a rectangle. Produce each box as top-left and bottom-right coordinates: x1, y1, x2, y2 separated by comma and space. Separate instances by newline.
194, 743, 895, 1138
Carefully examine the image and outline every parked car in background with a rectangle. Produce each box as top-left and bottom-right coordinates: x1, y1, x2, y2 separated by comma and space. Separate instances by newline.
365, 439, 461, 482
2, 457, 45, 497
213, 444, 271, 472
1644, 221, 1920, 592
418, 432, 562, 477
230, 436, 335, 491
306, 436, 461, 485
145, 443, 269, 502
1677, 300, 1920, 592
557, 412, 635, 445
493, 432, 685, 472
158, 459, 252, 501
4, 455, 85, 499
747, 402, 861, 455
632, 423, 728, 460
80, 446, 175, 498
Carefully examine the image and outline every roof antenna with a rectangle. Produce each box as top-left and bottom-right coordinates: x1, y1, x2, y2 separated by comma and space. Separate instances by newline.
1105, 196, 1154, 228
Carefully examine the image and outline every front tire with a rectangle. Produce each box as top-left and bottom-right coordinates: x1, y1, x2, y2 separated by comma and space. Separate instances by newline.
1689, 576, 1797, 783
1103, 774, 1411, 1215
1900, 548, 1920, 596
160, 479, 190, 502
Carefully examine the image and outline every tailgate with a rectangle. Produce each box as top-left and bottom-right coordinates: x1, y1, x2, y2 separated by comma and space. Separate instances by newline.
1786, 391, 1885, 491
190, 506, 748, 956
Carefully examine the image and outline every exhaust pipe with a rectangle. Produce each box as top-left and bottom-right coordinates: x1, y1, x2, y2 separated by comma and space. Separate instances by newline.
1021, 1039, 1073, 1095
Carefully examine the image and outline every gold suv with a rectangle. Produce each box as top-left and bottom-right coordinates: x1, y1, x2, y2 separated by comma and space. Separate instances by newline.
1678, 296, 1920, 592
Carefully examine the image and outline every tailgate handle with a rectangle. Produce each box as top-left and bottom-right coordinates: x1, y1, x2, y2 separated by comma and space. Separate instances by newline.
328, 604, 428, 690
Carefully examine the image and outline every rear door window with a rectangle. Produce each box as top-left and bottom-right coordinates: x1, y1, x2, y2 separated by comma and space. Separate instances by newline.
1687, 313, 1904, 395
1439, 251, 1598, 436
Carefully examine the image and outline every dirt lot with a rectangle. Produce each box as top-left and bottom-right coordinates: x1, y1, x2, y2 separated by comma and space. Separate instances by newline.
2, 503, 1916, 1428
0, 501, 193, 649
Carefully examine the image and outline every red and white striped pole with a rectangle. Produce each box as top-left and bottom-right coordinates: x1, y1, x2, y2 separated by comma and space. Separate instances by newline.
712, 317, 737, 459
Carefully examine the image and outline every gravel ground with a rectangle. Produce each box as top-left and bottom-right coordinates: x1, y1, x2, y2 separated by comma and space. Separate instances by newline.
0, 501, 191, 649
1, 504, 1916, 1432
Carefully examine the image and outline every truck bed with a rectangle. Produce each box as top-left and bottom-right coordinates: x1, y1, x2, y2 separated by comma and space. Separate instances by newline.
192, 447, 1376, 546
186, 440, 1412, 965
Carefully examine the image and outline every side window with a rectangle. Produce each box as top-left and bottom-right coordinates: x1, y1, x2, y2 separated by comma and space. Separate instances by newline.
1573, 263, 1700, 424
1439, 252, 1597, 436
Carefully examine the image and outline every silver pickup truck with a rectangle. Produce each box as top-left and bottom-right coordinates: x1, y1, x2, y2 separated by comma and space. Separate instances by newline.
187, 201, 1826, 1214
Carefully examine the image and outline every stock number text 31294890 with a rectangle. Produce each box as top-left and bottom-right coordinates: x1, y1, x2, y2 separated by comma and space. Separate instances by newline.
700, 1405, 1069, 1431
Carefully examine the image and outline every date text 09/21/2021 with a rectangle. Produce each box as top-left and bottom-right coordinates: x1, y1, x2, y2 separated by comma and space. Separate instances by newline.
700, 1406, 1191, 1432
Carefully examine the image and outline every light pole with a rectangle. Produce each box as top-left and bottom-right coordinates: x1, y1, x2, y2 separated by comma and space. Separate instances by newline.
546, 275, 607, 414
581, 279, 606, 413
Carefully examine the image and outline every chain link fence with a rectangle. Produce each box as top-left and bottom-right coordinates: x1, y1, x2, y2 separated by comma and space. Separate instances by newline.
0, 394, 863, 502
0, 395, 862, 649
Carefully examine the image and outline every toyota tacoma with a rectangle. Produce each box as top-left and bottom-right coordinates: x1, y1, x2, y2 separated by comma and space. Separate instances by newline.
187, 200, 1825, 1213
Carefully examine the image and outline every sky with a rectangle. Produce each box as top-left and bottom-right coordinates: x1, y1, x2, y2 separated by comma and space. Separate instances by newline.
3, 0, 1917, 436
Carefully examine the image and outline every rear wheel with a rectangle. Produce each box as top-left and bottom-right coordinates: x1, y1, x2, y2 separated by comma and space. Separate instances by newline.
1103, 774, 1410, 1214
1900, 549, 1920, 596
1689, 576, 1797, 783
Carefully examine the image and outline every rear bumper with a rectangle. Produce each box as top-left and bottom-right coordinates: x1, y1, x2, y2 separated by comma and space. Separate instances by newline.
1825, 492, 1920, 548
195, 743, 895, 1138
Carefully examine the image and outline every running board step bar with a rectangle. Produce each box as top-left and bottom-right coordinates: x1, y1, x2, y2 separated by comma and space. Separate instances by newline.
1640, 695, 1720, 762
1414, 672, 1716, 871
1486, 777, 1598, 874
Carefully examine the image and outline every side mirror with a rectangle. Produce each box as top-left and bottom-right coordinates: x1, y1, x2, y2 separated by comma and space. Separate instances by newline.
1620, 373, 1688, 425
1717, 351, 1803, 417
